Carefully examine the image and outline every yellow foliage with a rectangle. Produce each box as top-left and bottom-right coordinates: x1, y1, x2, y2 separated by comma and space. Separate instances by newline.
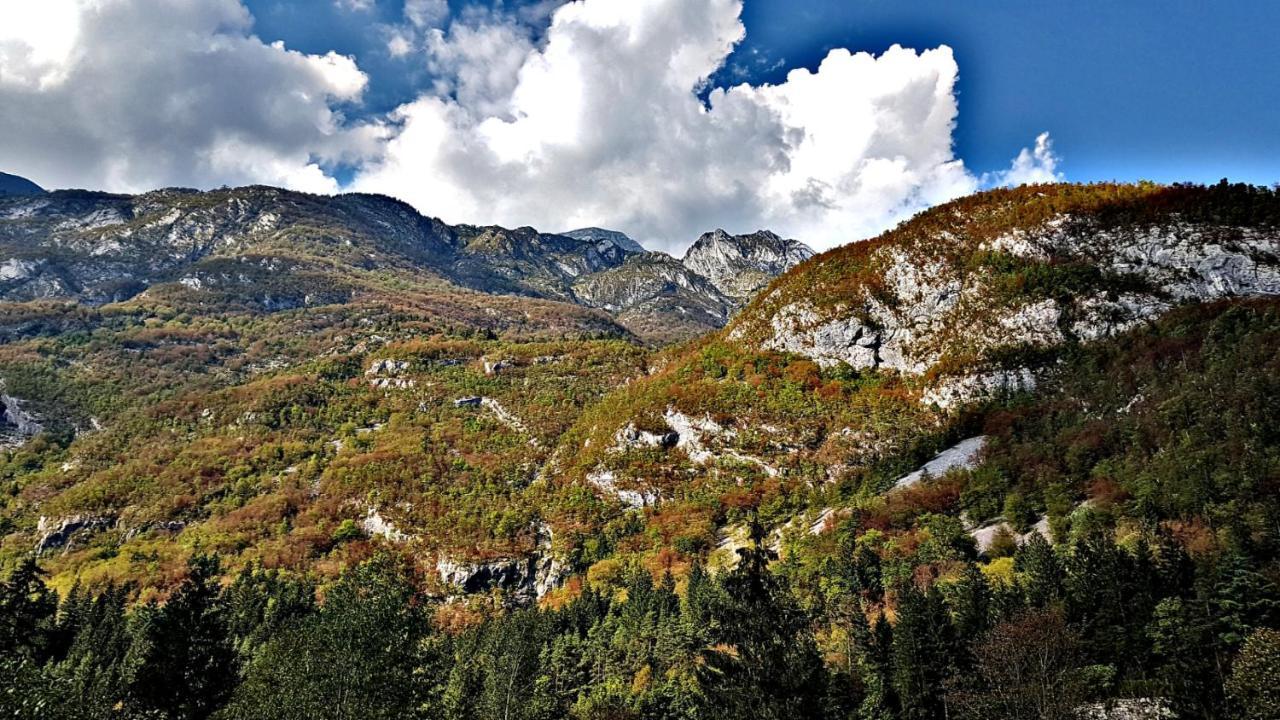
981, 556, 1016, 586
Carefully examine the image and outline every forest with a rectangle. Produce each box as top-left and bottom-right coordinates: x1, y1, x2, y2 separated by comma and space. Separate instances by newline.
3, 513, 1278, 719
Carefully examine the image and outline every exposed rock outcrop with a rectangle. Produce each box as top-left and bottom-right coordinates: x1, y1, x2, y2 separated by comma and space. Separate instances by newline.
1, 385, 44, 441
892, 436, 987, 489
36, 515, 117, 554
682, 229, 814, 301
436, 554, 565, 602
740, 212, 1280, 409
968, 516, 1052, 554
435, 521, 566, 603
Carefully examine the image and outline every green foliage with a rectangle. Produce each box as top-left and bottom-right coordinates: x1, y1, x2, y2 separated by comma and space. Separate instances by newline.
223, 555, 430, 720
2, 183, 1280, 718
1227, 628, 1280, 720
126, 554, 237, 720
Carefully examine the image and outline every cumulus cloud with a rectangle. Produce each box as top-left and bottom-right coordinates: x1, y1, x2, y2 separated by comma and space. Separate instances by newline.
0, 0, 379, 193
352, 0, 1000, 251
0, 0, 1063, 253
990, 131, 1063, 187
421, 15, 537, 117
404, 0, 450, 30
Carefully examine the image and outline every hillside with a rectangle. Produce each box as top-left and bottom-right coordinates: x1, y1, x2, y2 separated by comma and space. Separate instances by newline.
2, 182, 1279, 720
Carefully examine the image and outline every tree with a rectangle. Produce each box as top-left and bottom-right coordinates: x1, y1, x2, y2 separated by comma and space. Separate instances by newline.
222, 563, 316, 657
57, 583, 133, 719
1147, 597, 1224, 718
704, 518, 827, 720
0, 558, 58, 661
891, 584, 957, 720
223, 554, 433, 720
1014, 532, 1062, 609
1227, 628, 1280, 720
127, 554, 237, 720
948, 608, 1090, 720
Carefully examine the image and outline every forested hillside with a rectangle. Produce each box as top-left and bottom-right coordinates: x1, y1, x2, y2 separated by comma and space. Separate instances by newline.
2, 182, 1279, 719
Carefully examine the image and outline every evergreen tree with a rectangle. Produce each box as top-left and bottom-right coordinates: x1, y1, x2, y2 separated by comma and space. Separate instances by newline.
1014, 531, 1062, 609
46, 583, 133, 720
1148, 596, 1225, 719
705, 519, 827, 720
947, 562, 993, 644
127, 554, 237, 720
0, 557, 58, 661
891, 584, 957, 720
223, 554, 432, 720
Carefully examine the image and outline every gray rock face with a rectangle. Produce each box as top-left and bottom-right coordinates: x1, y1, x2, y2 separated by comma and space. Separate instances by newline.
892, 436, 987, 489
0, 189, 803, 343
561, 227, 647, 254
36, 515, 117, 554
743, 215, 1280, 408
436, 554, 565, 602
682, 229, 814, 301
1, 389, 44, 439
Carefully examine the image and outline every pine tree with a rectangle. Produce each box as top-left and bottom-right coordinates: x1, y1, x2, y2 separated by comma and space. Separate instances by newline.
126, 554, 236, 720
891, 584, 957, 720
705, 518, 827, 720
1014, 531, 1062, 609
224, 554, 432, 720
0, 557, 58, 661
58, 583, 132, 719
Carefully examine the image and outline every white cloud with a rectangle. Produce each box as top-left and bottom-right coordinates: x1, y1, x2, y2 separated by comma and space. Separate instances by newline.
352, 0, 1019, 251
990, 131, 1062, 187
334, 0, 375, 11
405, 0, 450, 29
0, 0, 378, 193
421, 16, 536, 117
0, 0, 1062, 254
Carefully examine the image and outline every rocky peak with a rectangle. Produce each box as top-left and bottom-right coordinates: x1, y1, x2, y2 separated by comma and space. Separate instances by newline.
0, 185, 807, 344
682, 228, 815, 301
561, 227, 647, 255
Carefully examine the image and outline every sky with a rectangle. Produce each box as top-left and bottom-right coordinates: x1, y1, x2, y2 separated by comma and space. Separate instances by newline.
1, 0, 1277, 253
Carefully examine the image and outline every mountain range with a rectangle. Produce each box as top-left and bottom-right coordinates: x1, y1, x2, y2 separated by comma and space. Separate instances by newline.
0, 182, 811, 344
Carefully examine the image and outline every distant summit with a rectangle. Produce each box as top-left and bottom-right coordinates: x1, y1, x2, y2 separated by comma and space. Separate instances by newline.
561, 227, 647, 254
0, 172, 45, 197
682, 229, 814, 301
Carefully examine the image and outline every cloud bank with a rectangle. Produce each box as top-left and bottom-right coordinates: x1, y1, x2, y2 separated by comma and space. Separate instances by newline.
0, 0, 379, 194
0, 0, 1061, 252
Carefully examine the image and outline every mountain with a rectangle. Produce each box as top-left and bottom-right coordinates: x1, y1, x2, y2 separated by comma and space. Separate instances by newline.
572, 252, 736, 344
0, 188, 801, 342
3, 181, 1279, 720
0, 171, 45, 197
567, 227, 816, 342
564, 182, 1280, 511
560, 226, 648, 254
682, 228, 815, 300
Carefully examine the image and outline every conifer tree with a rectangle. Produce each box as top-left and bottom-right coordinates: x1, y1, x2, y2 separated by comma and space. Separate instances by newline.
126, 554, 236, 720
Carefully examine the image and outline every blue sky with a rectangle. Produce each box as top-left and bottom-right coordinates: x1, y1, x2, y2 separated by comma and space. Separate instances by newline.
727, 0, 1280, 187
3, 0, 1276, 250
242, 0, 1280, 188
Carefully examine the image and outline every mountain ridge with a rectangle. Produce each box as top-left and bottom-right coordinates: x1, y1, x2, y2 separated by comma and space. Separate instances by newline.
0, 185, 811, 343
